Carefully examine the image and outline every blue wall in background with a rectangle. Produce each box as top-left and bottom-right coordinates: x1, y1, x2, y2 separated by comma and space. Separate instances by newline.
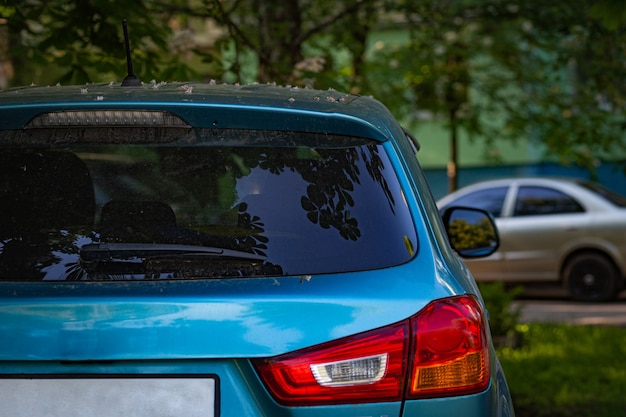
424, 162, 626, 201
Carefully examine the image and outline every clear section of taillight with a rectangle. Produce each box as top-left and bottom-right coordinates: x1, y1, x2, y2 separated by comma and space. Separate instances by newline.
310, 353, 388, 387
408, 295, 490, 398
253, 295, 490, 406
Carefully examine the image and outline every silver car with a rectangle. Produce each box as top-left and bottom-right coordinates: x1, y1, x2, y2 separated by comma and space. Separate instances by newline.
437, 177, 626, 302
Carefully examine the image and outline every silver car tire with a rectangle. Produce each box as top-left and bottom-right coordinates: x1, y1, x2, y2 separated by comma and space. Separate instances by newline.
563, 252, 622, 302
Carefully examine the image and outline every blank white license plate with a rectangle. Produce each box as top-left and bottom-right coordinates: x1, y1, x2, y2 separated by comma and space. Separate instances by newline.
0, 376, 218, 417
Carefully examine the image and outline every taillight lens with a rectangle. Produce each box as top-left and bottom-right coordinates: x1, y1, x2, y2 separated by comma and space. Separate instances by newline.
253, 321, 409, 405
253, 295, 490, 406
408, 295, 490, 398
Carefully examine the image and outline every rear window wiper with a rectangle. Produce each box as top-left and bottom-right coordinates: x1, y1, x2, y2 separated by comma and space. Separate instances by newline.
80, 243, 265, 262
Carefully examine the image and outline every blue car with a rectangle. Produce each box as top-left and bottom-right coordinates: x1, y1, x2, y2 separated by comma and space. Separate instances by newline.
0, 81, 514, 416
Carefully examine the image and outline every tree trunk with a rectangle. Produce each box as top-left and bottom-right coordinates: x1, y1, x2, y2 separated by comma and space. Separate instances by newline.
448, 108, 458, 193
445, 50, 467, 193
256, 0, 303, 83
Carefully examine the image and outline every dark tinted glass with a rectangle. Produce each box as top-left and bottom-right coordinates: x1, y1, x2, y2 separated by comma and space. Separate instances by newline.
514, 186, 584, 216
0, 130, 417, 281
446, 186, 508, 217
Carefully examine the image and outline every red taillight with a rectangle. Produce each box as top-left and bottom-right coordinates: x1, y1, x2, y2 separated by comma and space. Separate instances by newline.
253, 295, 490, 406
253, 321, 409, 406
408, 295, 490, 398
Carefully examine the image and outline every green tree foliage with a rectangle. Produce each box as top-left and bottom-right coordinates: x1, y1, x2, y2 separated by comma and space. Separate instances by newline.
365, 0, 626, 178
194, 0, 378, 87
4, 0, 179, 85
2, 0, 625, 172
506, 1, 626, 170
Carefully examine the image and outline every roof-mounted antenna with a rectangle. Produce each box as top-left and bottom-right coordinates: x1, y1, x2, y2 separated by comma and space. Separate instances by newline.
121, 19, 141, 87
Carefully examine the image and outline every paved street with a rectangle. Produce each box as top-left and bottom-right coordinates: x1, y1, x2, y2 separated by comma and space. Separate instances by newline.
515, 299, 626, 325
513, 288, 626, 325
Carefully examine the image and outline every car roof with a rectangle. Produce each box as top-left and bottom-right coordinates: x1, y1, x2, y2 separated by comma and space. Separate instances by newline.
447, 177, 582, 193
462, 177, 580, 187
436, 176, 626, 211
0, 82, 402, 142
437, 177, 583, 205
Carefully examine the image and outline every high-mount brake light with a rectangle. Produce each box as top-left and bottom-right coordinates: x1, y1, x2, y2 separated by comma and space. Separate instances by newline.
254, 295, 490, 406
25, 110, 190, 128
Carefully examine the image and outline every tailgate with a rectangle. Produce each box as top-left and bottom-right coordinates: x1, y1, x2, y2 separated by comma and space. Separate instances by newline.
0, 268, 439, 361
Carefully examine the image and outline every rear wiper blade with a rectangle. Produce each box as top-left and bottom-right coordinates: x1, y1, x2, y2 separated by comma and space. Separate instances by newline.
80, 243, 265, 262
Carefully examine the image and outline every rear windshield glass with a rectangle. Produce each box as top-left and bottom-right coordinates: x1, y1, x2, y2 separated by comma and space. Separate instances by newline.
576, 179, 626, 208
0, 129, 417, 281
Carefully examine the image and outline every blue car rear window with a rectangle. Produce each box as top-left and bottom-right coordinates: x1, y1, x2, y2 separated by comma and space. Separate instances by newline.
0, 129, 418, 281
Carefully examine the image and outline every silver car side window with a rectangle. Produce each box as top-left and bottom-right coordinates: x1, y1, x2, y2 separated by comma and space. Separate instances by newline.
514, 186, 584, 216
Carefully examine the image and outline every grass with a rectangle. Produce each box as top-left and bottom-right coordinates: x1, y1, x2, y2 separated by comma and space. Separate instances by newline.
497, 323, 626, 417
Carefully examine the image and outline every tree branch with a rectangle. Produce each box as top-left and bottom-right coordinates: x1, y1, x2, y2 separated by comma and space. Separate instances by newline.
292, 0, 383, 47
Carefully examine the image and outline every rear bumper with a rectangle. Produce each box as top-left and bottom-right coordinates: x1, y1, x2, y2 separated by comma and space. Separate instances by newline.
0, 356, 514, 417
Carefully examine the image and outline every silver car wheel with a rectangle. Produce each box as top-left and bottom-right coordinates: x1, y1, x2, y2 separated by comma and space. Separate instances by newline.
564, 252, 622, 302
